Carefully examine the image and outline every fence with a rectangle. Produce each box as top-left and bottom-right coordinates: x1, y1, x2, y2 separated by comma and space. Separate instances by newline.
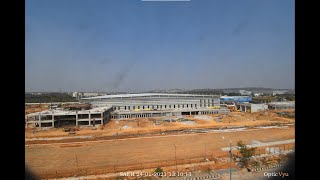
37, 153, 228, 179
35, 144, 295, 179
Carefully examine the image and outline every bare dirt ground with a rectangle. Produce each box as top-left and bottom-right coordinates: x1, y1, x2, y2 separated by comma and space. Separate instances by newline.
25, 126, 294, 178
25, 104, 49, 115
25, 110, 295, 179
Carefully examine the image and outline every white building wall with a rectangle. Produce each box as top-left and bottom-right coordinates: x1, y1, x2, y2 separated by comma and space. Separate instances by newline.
251, 104, 268, 112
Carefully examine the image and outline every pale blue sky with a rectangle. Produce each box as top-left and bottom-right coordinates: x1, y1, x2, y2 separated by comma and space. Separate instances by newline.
26, 0, 294, 92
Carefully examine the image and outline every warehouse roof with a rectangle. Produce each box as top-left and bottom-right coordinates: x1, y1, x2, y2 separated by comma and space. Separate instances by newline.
81, 93, 219, 100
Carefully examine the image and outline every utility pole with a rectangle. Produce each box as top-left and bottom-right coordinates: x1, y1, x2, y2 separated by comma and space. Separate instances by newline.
76, 154, 79, 174
222, 136, 232, 180
229, 141, 232, 180
205, 143, 207, 160
174, 144, 177, 171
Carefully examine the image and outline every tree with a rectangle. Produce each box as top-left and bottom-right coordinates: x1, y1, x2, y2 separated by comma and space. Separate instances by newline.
154, 167, 164, 177
237, 141, 257, 166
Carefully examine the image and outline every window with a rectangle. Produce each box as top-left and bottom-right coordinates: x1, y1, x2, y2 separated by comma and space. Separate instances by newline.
174, 105, 175, 108
138, 106, 140, 109
143, 106, 145, 109
191, 104, 193, 108
133, 106, 135, 110
187, 104, 188, 108
165, 105, 167, 108
124, 106, 126, 110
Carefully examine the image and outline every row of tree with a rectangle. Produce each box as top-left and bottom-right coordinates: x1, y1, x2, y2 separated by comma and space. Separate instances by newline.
25, 93, 77, 103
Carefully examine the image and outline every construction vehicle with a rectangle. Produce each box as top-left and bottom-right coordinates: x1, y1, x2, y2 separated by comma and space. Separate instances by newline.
227, 105, 237, 112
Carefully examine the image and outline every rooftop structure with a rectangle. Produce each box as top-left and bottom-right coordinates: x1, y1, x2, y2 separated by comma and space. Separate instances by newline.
236, 103, 268, 113
220, 96, 252, 103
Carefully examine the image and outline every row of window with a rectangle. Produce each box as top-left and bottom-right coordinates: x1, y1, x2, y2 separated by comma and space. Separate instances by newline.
115, 104, 200, 110
114, 103, 217, 110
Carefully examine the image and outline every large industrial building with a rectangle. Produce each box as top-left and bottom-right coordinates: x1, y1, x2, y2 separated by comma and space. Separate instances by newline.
80, 93, 228, 119
81, 93, 221, 110
26, 93, 230, 127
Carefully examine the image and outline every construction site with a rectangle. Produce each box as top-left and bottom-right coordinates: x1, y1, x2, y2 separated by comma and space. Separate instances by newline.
25, 94, 295, 179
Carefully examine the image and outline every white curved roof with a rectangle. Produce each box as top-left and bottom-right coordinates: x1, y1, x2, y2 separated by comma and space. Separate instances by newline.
81, 93, 219, 100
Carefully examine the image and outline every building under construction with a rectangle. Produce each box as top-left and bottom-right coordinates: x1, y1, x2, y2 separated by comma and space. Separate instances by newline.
81, 93, 229, 119
268, 101, 295, 110
25, 93, 230, 127
25, 106, 113, 128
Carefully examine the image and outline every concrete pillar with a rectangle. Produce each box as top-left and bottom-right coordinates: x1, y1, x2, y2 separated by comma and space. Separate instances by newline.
244, 106, 247, 112
101, 112, 104, 124
76, 112, 78, 126
89, 111, 91, 126
38, 113, 41, 128
52, 113, 54, 128
25, 115, 28, 128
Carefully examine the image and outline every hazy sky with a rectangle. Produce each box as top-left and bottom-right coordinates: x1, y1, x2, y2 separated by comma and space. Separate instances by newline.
26, 0, 294, 92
